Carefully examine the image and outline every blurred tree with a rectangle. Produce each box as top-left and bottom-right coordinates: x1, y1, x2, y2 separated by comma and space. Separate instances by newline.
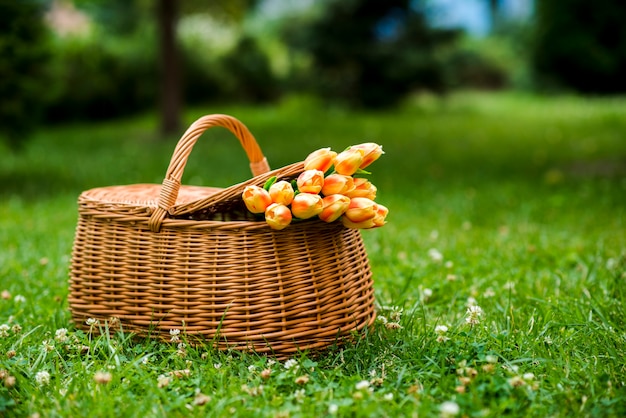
281, 0, 459, 108
532, 0, 626, 93
74, 0, 259, 137
0, 0, 51, 150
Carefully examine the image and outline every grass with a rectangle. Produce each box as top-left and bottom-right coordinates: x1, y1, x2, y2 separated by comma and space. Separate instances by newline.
1, 91, 626, 417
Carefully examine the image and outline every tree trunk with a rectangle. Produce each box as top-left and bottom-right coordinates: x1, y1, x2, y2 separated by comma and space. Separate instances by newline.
489, 0, 499, 32
157, 0, 181, 136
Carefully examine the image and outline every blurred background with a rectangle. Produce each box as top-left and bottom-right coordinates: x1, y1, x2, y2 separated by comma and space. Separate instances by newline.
2, 0, 626, 149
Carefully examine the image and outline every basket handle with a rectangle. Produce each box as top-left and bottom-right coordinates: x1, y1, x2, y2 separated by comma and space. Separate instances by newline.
148, 114, 270, 232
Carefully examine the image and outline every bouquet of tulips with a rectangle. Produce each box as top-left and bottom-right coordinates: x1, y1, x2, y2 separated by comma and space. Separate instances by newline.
242, 143, 388, 230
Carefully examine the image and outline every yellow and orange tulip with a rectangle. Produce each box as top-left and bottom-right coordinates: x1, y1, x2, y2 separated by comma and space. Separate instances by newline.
321, 174, 354, 196
350, 143, 384, 169
304, 147, 337, 172
291, 193, 324, 219
334, 149, 363, 176
242, 185, 272, 214
265, 203, 292, 230
296, 170, 325, 194
319, 194, 351, 223
345, 178, 377, 200
269, 180, 295, 206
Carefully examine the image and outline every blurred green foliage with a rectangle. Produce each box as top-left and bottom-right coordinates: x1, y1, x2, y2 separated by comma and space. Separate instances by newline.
532, 0, 626, 93
281, 0, 460, 108
0, 0, 52, 149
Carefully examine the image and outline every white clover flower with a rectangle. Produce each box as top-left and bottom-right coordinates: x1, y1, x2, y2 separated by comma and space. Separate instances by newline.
55, 328, 69, 343
157, 374, 170, 388
466, 305, 484, 325
355, 380, 370, 391
35, 371, 51, 386
485, 355, 498, 364
466, 297, 478, 307
294, 388, 306, 403
444, 261, 454, 269
94, 371, 112, 385
422, 288, 433, 300
428, 248, 443, 262
440, 401, 460, 417
383, 392, 394, 401
523, 372, 535, 381
435, 325, 449, 334
389, 307, 403, 322
11, 324, 22, 334
169, 329, 181, 342
248, 365, 257, 373
42, 340, 55, 352
14, 295, 26, 303
328, 403, 339, 414
86, 318, 98, 326
0, 324, 9, 338
213, 363, 222, 370
284, 359, 298, 370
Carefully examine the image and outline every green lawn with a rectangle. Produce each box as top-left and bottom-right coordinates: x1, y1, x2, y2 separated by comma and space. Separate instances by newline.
1, 92, 625, 417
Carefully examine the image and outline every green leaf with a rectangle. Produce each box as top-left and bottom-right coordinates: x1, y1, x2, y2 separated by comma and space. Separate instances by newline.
263, 176, 277, 191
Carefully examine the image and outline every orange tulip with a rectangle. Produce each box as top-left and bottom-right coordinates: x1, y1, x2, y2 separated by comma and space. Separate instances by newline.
304, 147, 337, 172
341, 215, 376, 230
321, 174, 354, 196
344, 197, 377, 223
242, 185, 272, 214
291, 193, 323, 219
265, 203, 292, 230
269, 180, 295, 205
319, 194, 350, 223
373, 203, 389, 227
334, 148, 363, 176
296, 170, 325, 194
350, 143, 384, 169
345, 178, 377, 200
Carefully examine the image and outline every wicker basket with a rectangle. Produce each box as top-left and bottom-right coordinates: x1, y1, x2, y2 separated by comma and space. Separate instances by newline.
68, 114, 376, 356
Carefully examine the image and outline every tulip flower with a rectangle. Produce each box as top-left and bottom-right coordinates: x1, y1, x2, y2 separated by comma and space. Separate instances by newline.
265, 203, 292, 230
350, 143, 384, 169
321, 174, 354, 196
373, 203, 389, 227
242, 185, 272, 214
334, 148, 363, 176
296, 170, 325, 194
319, 194, 350, 223
345, 178, 377, 200
341, 215, 376, 230
291, 193, 323, 219
344, 197, 377, 223
269, 180, 294, 205
304, 147, 337, 172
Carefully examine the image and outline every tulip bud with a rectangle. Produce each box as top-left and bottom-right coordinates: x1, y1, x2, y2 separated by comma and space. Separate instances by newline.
341, 215, 376, 230
242, 185, 272, 214
350, 143, 384, 169
344, 197, 377, 223
269, 180, 295, 205
321, 174, 354, 196
291, 193, 323, 219
345, 178, 377, 200
296, 170, 325, 194
373, 203, 389, 227
304, 147, 337, 172
319, 194, 350, 223
265, 203, 292, 230
334, 149, 363, 176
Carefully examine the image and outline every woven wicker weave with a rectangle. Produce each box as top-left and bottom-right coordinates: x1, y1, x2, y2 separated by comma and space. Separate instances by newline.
69, 114, 376, 356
